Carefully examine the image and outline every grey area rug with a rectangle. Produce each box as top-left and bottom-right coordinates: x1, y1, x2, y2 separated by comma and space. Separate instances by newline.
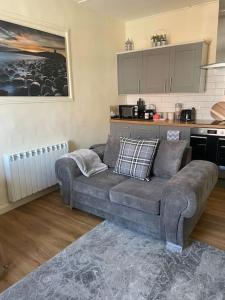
1, 221, 225, 300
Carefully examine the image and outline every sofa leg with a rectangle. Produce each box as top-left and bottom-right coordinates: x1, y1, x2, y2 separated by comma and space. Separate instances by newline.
166, 242, 183, 253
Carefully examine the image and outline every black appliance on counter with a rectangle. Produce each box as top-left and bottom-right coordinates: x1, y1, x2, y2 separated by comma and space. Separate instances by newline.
180, 108, 196, 122
119, 105, 138, 119
190, 127, 225, 178
137, 98, 146, 119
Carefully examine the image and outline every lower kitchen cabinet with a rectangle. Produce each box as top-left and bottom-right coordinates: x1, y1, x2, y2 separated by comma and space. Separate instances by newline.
110, 122, 191, 142
130, 125, 160, 139
110, 123, 131, 138
159, 126, 190, 141
110, 123, 160, 139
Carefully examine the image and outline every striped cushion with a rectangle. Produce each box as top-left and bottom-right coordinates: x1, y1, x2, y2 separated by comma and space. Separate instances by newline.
114, 137, 159, 181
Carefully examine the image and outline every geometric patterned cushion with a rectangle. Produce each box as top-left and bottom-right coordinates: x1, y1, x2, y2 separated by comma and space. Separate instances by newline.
114, 137, 159, 181
167, 130, 180, 141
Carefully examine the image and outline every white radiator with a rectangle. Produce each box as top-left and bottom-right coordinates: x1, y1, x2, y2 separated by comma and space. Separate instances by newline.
3, 142, 68, 203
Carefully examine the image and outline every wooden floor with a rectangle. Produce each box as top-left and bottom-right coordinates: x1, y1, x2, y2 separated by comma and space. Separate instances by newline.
0, 185, 225, 293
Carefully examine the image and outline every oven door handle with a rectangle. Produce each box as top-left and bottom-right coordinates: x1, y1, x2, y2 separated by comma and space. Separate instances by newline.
191, 135, 207, 139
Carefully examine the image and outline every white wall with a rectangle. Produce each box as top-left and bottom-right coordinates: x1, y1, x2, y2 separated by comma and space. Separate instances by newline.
126, 1, 225, 119
0, 0, 125, 211
126, 1, 219, 63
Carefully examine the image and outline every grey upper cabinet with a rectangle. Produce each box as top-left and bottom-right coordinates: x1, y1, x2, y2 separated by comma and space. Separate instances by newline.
117, 41, 208, 94
117, 52, 141, 94
169, 43, 207, 93
141, 48, 170, 93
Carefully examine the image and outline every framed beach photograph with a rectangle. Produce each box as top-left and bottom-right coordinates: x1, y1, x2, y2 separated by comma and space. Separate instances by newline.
0, 15, 73, 102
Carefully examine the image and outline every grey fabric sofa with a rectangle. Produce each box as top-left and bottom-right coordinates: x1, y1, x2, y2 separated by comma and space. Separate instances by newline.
55, 140, 218, 252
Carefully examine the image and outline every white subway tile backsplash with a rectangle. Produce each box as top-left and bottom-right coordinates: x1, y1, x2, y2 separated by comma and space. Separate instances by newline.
126, 67, 225, 120
206, 82, 216, 89
216, 82, 225, 89
216, 69, 225, 76
205, 89, 225, 96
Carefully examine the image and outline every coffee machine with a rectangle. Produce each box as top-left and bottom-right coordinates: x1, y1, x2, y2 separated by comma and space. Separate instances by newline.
137, 98, 145, 119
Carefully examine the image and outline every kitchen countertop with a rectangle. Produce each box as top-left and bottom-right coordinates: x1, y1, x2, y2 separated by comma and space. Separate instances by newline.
110, 118, 225, 129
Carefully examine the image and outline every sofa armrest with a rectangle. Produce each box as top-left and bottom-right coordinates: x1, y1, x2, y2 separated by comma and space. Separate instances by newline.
55, 158, 81, 205
161, 160, 218, 249
89, 144, 106, 161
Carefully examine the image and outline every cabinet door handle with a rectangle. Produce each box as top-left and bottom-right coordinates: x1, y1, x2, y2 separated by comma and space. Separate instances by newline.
169, 77, 173, 92
164, 80, 167, 93
138, 80, 141, 94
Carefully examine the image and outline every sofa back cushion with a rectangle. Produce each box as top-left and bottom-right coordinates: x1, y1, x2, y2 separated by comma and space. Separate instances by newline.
114, 137, 159, 181
153, 140, 188, 179
103, 135, 120, 168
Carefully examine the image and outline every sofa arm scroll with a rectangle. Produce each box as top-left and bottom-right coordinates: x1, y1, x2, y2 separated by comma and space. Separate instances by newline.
161, 160, 218, 248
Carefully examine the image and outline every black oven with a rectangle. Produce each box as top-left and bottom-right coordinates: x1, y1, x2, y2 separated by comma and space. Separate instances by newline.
119, 105, 138, 119
190, 128, 225, 178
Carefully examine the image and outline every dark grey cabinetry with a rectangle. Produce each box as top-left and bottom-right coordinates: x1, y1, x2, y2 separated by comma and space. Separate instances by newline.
110, 122, 191, 142
110, 123, 131, 138
110, 123, 160, 139
117, 52, 142, 94
130, 125, 160, 139
170, 42, 207, 93
141, 48, 170, 93
159, 126, 190, 141
117, 41, 208, 94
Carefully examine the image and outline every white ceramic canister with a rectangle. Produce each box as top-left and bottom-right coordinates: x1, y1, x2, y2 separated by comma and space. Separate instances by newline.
162, 112, 168, 120
168, 112, 174, 121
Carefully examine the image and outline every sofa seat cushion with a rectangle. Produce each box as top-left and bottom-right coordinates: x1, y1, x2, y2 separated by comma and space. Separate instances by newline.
110, 177, 168, 215
73, 169, 127, 201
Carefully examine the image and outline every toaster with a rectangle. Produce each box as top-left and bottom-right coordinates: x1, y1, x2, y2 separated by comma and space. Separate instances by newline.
180, 108, 196, 122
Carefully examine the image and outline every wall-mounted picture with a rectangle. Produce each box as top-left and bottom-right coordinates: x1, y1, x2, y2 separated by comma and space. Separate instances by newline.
0, 19, 69, 97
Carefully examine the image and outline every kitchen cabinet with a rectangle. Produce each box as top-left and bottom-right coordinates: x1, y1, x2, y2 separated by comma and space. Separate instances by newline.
117, 41, 208, 94
110, 122, 190, 142
170, 42, 207, 93
130, 125, 160, 139
110, 122, 131, 138
141, 48, 170, 93
117, 52, 142, 94
110, 123, 160, 139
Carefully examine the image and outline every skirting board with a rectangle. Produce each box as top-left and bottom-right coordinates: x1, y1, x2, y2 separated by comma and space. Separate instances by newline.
0, 185, 59, 215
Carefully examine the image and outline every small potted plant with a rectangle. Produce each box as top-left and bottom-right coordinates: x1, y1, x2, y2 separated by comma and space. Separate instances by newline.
151, 34, 157, 47
151, 34, 168, 47
125, 39, 134, 51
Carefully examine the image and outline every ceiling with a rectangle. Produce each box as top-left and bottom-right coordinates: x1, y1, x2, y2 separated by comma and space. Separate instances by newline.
75, 0, 215, 21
